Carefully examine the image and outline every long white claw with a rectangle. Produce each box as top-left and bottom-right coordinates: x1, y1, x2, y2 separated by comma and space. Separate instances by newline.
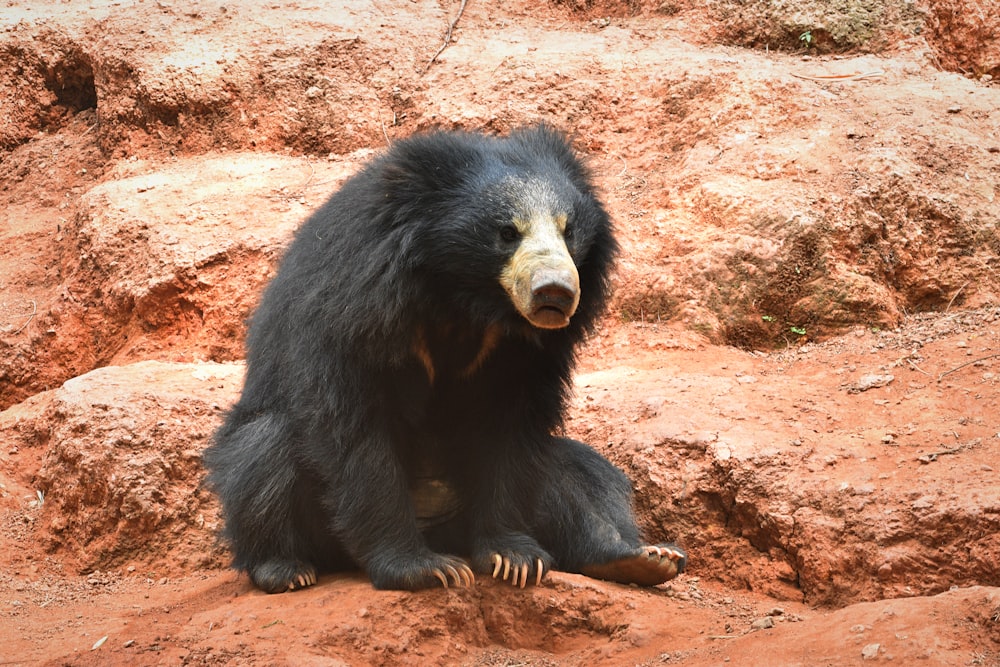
518, 565, 527, 589
503, 558, 511, 581
536, 558, 543, 586
433, 569, 449, 588
492, 554, 503, 578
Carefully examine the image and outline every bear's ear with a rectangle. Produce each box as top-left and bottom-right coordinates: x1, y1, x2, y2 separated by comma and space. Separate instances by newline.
508, 124, 592, 189
379, 132, 486, 204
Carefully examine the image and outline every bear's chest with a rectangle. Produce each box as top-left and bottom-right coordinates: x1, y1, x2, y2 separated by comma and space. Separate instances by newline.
412, 323, 504, 385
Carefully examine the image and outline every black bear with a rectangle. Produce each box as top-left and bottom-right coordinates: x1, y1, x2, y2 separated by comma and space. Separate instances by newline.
204, 125, 686, 592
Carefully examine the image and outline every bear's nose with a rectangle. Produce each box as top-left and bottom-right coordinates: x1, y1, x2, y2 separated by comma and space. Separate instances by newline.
530, 269, 578, 323
532, 283, 576, 315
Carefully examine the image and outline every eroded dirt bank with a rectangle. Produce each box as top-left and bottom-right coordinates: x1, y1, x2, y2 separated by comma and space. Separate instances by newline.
1, 1, 998, 665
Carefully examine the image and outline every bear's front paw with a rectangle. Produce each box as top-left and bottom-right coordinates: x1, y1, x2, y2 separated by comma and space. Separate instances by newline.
249, 558, 318, 593
489, 552, 548, 587
368, 552, 475, 591
473, 539, 553, 588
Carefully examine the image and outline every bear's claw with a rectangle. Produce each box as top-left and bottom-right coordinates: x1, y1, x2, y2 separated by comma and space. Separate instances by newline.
433, 562, 475, 588
287, 567, 317, 591
491, 553, 545, 587
643, 544, 686, 562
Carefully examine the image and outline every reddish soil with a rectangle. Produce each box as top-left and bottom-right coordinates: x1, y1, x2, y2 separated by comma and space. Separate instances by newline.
1, 1, 999, 665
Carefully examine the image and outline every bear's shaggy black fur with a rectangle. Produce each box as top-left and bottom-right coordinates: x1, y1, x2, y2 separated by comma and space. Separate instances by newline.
204, 125, 685, 592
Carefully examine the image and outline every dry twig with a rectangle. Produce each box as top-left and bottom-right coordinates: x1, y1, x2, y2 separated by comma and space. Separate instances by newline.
11, 299, 37, 335
790, 70, 885, 82
917, 439, 980, 464
937, 354, 1000, 382
905, 358, 933, 377
373, 93, 391, 147
945, 281, 969, 312
423, 0, 469, 74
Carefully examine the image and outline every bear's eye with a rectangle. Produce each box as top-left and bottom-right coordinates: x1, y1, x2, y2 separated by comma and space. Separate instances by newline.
563, 222, 574, 240
499, 224, 520, 243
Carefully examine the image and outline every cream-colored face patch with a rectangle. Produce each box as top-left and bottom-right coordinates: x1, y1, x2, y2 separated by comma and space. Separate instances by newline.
500, 211, 580, 329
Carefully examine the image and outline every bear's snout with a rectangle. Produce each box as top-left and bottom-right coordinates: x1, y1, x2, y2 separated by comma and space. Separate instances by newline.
530, 270, 578, 328
499, 209, 582, 330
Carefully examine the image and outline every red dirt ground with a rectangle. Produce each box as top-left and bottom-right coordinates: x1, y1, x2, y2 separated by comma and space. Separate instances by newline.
1, 1, 998, 665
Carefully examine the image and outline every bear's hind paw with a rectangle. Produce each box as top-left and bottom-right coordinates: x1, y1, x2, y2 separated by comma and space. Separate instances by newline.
581, 544, 686, 587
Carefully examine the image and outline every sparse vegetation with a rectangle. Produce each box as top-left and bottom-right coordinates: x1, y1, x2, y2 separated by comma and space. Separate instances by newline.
708, 0, 925, 52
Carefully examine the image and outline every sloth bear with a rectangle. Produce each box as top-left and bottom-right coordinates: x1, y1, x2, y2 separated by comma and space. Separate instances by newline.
204, 125, 686, 592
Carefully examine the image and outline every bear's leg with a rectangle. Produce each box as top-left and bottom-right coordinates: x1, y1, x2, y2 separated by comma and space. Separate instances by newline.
206, 412, 331, 593
461, 445, 555, 588
533, 437, 686, 586
315, 428, 476, 591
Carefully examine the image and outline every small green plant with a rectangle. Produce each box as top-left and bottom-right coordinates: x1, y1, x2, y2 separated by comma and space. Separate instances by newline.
692, 321, 715, 337
762, 315, 775, 322
799, 30, 814, 48
790, 326, 807, 336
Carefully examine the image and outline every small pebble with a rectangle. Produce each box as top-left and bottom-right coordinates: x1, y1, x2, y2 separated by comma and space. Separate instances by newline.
862, 643, 880, 660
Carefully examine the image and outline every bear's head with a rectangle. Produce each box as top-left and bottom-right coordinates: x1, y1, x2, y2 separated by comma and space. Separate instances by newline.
379, 125, 617, 337
492, 176, 583, 330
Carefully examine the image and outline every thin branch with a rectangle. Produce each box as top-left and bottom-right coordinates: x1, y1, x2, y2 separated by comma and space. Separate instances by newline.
423, 0, 469, 74
917, 442, 970, 464
12, 299, 37, 335
906, 358, 932, 377
937, 353, 1000, 382
945, 281, 969, 312
789, 70, 885, 82
373, 93, 391, 147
